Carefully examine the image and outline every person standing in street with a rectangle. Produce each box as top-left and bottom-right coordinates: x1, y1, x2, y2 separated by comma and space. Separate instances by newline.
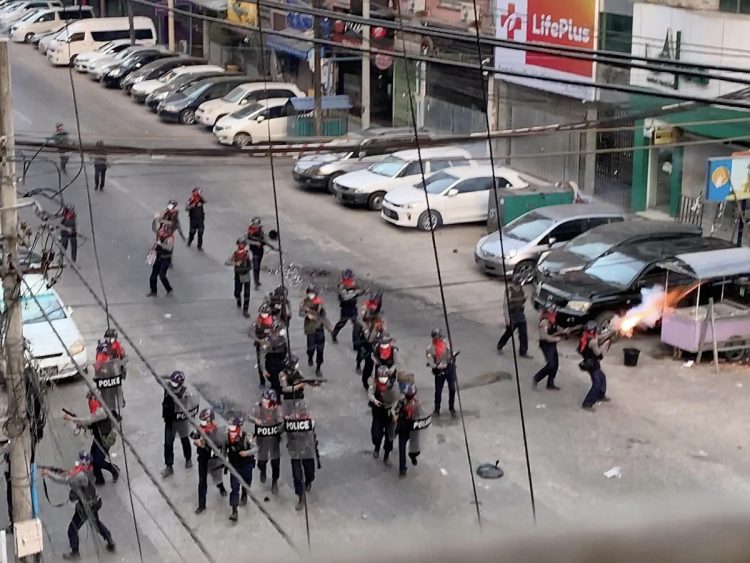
262, 321, 288, 397
284, 403, 318, 511
357, 308, 387, 388
578, 321, 612, 411
226, 417, 255, 522
427, 328, 456, 417
186, 187, 206, 250
49, 121, 71, 174
161, 370, 198, 478
43, 451, 116, 560
532, 304, 566, 391
249, 303, 274, 388
194, 408, 227, 514
252, 389, 283, 495
268, 285, 291, 327
246, 217, 266, 290
57, 204, 78, 263
147, 227, 174, 297
63, 391, 120, 486
395, 384, 426, 479
496, 274, 530, 358
93, 139, 107, 191
299, 285, 332, 376
331, 268, 363, 349
227, 237, 252, 316
368, 365, 399, 464
153, 200, 186, 242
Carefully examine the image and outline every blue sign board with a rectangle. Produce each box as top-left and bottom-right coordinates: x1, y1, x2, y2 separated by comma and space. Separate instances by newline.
705, 157, 733, 202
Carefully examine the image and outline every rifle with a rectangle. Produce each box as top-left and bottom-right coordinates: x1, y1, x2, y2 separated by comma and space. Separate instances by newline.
62, 408, 84, 435
298, 378, 328, 385
37, 465, 65, 474
61, 408, 76, 418
313, 431, 322, 469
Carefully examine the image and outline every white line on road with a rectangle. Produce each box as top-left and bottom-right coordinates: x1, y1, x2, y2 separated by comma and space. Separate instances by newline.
109, 178, 152, 213
13, 109, 31, 125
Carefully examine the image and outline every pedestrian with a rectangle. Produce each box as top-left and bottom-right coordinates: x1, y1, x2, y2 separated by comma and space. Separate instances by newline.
249, 303, 274, 387
226, 237, 252, 316
193, 408, 227, 514
245, 217, 266, 290
299, 285, 332, 376
153, 200, 186, 241
496, 273, 530, 358
578, 321, 612, 411
267, 285, 291, 327
43, 451, 116, 560
92, 339, 126, 416
368, 365, 399, 464
93, 139, 107, 191
262, 321, 288, 397
226, 417, 255, 522
186, 187, 206, 250
161, 371, 198, 478
49, 121, 71, 174
532, 304, 568, 391
147, 227, 174, 297
63, 391, 120, 485
395, 384, 427, 479
252, 389, 283, 495
284, 402, 318, 511
427, 328, 456, 417
57, 204, 78, 263
331, 268, 363, 349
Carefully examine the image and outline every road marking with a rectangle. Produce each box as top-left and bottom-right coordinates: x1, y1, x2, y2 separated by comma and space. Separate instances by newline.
13, 110, 31, 125
109, 178, 152, 213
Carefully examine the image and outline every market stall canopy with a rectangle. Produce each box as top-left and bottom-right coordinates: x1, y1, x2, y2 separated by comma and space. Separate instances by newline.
660, 247, 750, 278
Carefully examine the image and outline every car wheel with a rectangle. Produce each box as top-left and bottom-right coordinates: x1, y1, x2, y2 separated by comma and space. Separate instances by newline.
234, 133, 251, 148
368, 191, 386, 210
417, 210, 442, 231
24, 33, 33, 43
68, 54, 77, 67
179, 108, 196, 125
594, 311, 616, 334
327, 172, 343, 194
513, 260, 535, 284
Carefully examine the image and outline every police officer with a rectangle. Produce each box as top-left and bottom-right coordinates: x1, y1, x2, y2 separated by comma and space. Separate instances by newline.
280, 354, 306, 414
57, 204, 78, 263
370, 334, 397, 391
331, 269, 363, 349
153, 200, 185, 241
93, 139, 107, 191
578, 321, 612, 411
194, 408, 227, 514
532, 304, 567, 391
252, 389, 283, 495
226, 417, 255, 522
284, 402, 318, 511
249, 303, 274, 388
496, 273, 530, 358
357, 302, 386, 385
147, 227, 174, 297
299, 285, 332, 376
427, 328, 456, 417
245, 217, 266, 290
43, 451, 115, 560
64, 391, 119, 485
161, 371, 198, 478
267, 285, 291, 327
395, 384, 427, 479
227, 237, 252, 316
49, 121, 71, 174
92, 337, 127, 414
262, 321, 288, 397
368, 365, 400, 464
186, 187, 206, 250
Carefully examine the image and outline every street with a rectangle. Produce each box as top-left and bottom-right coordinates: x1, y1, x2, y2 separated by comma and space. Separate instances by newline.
7, 42, 750, 561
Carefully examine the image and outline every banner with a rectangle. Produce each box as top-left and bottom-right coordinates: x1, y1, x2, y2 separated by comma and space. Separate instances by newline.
705, 155, 750, 202
227, 0, 257, 26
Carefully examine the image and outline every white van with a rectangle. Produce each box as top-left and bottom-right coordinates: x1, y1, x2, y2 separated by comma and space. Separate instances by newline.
47, 16, 156, 66
10, 5, 93, 43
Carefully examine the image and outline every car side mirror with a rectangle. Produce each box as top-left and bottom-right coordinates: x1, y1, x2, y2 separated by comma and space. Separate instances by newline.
547, 237, 556, 247
256, 115, 266, 123
446, 188, 458, 197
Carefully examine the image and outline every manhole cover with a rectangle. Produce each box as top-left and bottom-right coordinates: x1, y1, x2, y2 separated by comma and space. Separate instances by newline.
477, 461, 504, 479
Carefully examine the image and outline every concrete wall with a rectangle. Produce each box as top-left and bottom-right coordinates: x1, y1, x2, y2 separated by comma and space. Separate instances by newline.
641, 0, 719, 8
681, 143, 731, 200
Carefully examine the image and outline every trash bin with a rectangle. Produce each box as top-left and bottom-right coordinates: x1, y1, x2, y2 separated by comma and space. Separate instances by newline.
623, 347, 640, 367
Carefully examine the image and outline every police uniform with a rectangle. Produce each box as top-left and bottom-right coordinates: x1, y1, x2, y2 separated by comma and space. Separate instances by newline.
532, 316, 563, 390
226, 428, 255, 515
357, 315, 386, 387
250, 314, 274, 386
69, 400, 119, 485
162, 386, 198, 470
332, 281, 362, 349
427, 337, 456, 414
186, 193, 206, 249
299, 297, 331, 371
369, 342, 397, 391
285, 413, 317, 506
195, 423, 227, 511
252, 403, 283, 489
268, 289, 291, 327
228, 245, 252, 314
280, 366, 305, 415
263, 333, 288, 397
59, 206, 78, 263
496, 280, 529, 356
368, 377, 400, 461
93, 356, 126, 415
246, 226, 266, 289
396, 396, 428, 477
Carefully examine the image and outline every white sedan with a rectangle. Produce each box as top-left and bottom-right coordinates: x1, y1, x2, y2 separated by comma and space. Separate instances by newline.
74, 39, 142, 73
212, 98, 292, 147
18, 275, 87, 381
380, 165, 529, 230
196, 82, 304, 127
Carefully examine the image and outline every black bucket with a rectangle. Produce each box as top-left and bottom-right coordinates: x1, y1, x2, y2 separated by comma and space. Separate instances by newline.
623, 348, 640, 367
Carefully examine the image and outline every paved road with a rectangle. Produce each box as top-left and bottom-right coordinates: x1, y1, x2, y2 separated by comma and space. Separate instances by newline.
8, 42, 750, 561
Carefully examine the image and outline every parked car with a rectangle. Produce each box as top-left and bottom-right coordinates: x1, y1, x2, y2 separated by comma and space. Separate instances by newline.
9, 5, 92, 42
99, 47, 174, 88
74, 39, 147, 73
533, 236, 734, 331
475, 203, 627, 279
120, 55, 207, 93
0, 1, 61, 29
87, 44, 155, 80
535, 220, 703, 279
146, 69, 229, 111
158, 75, 255, 124
130, 64, 223, 102
212, 98, 294, 147
195, 81, 304, 127
293, 127, 434, 192
36, 21, 66, 51
16, 274, 88, 381
333, 147, 475, 211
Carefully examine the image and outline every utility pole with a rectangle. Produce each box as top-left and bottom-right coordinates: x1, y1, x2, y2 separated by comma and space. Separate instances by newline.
0, 41, 34, 560
167, 0, 175, 51
361, 0, 370, 129
312, 0, 322, 136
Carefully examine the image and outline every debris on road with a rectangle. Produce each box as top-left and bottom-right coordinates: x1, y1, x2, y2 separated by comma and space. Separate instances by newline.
536, 404, 546, 409
440, 468, 448, 476
603, 466, 622, 479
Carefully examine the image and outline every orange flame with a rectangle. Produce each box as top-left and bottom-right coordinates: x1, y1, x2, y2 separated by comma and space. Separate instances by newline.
615, 282, 700, 338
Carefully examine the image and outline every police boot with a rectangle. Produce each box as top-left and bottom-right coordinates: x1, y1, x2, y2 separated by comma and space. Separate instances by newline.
185, 459, 193, 469
271, 481, 278, 495
62, 551, 80, 560
241, 490, 248, 506
409, 452, 419, 466
161, 466, 174, 478
382, 452, 391, 468
217, 483, 228, 497
229, 507, 238, 522
259, 467, 267, 483
295, 495, 304, 511
372, 446, 379, 459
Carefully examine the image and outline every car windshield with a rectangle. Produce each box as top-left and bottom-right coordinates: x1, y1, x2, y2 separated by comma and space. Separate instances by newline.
223, 86, 248, 103
567, 231, 616, 260
503, 212, 554, 242
181, 82, 208, 98
17, 10, 39, 21
230, 101, 264, 119
20, 293, 66, 325
422, 171, 457, 194
584, 252, 646, 287
369, 156, 405, 177
159, 70, 178, 82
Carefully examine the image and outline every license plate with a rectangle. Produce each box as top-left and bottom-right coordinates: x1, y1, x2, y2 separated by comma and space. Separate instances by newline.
41, 366, 58, 377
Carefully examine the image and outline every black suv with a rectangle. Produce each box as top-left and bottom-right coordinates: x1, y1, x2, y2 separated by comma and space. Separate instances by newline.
534, 236, 733, 331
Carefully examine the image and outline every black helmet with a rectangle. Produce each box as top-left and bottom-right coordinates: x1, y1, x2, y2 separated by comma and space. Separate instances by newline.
273, 285, 287, 297
262, 388, 278, 404
169, 370, 185, 388
431, 328, 442, 339
236, 237, 246, 246
584, 320, 599, 333
306, 284, 318, 296
402, 384, 417, 399
168, 199, 178, 207
342, 268, 354, 279
284, 354, 299, 371
250, 216, 262, 226
104, 328, 117, 340
77, 450, 92, 465
198, 408, 214, 423
229, 416, 243, 428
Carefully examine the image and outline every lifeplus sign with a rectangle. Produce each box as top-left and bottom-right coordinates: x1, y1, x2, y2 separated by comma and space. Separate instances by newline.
500, 3, 522, 39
